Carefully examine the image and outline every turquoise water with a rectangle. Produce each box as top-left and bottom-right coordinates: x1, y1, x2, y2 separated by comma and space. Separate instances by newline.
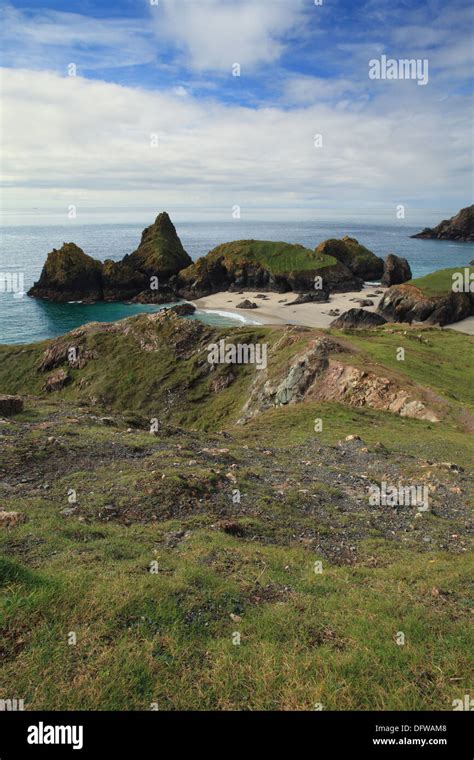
1, 220, 472, 344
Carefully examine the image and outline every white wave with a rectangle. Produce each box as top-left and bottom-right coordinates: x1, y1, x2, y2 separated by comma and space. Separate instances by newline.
195, 308, 262, 325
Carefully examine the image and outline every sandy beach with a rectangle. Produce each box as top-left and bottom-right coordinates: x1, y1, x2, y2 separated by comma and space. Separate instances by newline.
193, 286, 474, 334
193, 284, 384, 329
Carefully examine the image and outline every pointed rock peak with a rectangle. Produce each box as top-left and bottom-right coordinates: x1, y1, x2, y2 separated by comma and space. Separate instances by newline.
127, 211, 192, 278
56, 242, 88, 255
154, 211, 173, 227
149, 211, 181, 240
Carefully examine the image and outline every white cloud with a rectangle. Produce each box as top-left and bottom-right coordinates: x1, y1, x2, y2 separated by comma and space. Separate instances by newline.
282, 75, 360, 105
0, 4, 156, 71
152, 0, 307, 72
1, 67, 471, 223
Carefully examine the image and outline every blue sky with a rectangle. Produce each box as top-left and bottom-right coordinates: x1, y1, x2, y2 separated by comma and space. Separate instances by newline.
1, 0, 473, 223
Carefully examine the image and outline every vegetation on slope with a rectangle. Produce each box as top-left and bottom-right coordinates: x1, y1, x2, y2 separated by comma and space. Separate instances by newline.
0, 315, 472, 710
409, 266, 473, 297
181, 240, 336, 278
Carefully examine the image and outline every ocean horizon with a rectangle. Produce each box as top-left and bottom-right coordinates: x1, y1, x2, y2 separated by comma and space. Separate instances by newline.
1, 219, 473, 345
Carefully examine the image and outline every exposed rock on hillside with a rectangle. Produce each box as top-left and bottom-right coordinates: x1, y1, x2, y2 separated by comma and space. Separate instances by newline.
238, 333, 438, 423
411, 205, 474, 242
28, 243, 103, 302
311, 362, 439, 422
382, 254, 412, 286
44, 368, 70, 392
0, 395, 23, 416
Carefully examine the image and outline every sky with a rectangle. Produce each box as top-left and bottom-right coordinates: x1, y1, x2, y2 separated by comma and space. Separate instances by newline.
0, 0, 473, 224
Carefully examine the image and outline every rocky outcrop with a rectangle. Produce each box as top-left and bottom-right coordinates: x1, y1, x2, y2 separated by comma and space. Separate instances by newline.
28, 243, 103, 303
238, 336, 341, 419
169, 303, 196, 316
122, 212, 193, 280
287, 261, 363, 293
102, 260, 147, 301
176, 239, 364, 299
0, 511, 26, 527
315, 237, 384, 281
285, 290, 329, 305
44, 368, 70, 392
29, 223, 391, 305
378, 284, 473, 326
311, 362, 439, 422
0, 395, 23, 416
381, 254, 412, 286
411, 205, 474, 242
29, 212, 193, 304
236, 299, 258, 309
330, 309, 387, 329
238, 333, 438, 423
129, 289, 178, 304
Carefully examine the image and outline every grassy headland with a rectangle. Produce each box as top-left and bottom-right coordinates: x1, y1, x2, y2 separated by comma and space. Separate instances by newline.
0, 313, 472, 710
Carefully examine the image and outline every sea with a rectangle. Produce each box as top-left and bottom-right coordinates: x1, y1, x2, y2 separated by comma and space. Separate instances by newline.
1, 220, 472, 345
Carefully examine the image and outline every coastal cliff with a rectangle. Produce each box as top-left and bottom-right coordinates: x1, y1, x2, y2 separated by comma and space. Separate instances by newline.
411, 205, 474, 242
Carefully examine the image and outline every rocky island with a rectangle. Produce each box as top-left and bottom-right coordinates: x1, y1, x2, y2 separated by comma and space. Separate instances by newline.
27, 212, 474, 329
28, 212, 193, 304
29, 211, 412, 305
411, 204, 474, 242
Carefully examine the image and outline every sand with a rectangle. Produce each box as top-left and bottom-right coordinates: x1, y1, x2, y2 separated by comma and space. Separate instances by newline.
193, 286, 474, 334
445, 317, 474, 335
193, 285, 385, 329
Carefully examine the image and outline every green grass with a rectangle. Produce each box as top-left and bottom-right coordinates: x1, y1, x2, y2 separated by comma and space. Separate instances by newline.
236, 400, 474, 467
330, 326, 474, 409
409, 266, 473, 297
1, 513, 472, 709
0, 317, 472, 710
182, 239, 337, 277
